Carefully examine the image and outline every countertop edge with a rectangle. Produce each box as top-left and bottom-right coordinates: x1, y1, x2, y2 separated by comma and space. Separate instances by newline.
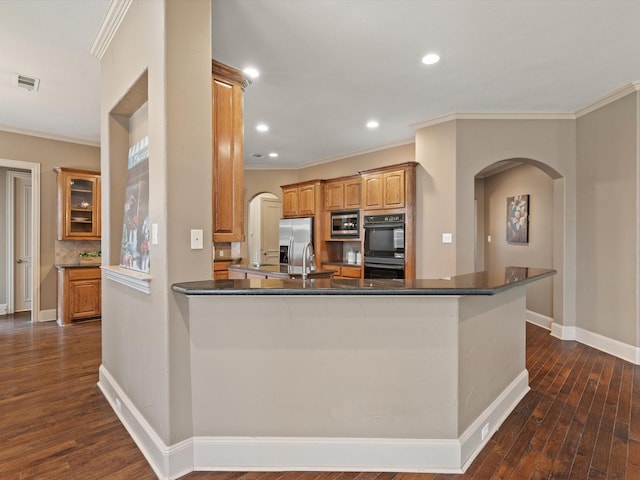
171, 267, 556, 297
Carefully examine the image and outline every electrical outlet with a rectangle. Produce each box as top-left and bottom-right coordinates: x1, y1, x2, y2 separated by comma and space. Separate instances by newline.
481, 422, 490, 440
442, 233, 453, 244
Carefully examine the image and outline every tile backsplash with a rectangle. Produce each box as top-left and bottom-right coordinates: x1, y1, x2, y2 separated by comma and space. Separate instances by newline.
55, 240, 101, 264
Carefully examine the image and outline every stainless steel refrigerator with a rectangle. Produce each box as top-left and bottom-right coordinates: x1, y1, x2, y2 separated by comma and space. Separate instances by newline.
279, 217, 315, 268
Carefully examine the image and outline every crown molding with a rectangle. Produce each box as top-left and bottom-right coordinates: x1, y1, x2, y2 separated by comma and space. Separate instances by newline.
575, 81, 640, 118
0, 125, 100, 148
244, 138, 415, 171
90, 0, 132, 61
411, 111, 576, 130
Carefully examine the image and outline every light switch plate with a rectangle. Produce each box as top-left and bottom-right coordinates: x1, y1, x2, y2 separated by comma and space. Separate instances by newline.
191, 229, 204, 250
442, 233, 453, 244
151, 223, 159, 245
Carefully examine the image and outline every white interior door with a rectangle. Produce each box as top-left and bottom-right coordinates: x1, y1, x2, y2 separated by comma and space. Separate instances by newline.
14, 174, 32, 312
260, 197, 282, 264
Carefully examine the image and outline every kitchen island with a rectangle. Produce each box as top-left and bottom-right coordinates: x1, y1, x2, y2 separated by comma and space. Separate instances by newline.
227, 263, 335, 279
126, 267, 555, 474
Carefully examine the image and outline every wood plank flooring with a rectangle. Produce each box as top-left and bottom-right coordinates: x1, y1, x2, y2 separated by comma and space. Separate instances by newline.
1, 313, 639, 479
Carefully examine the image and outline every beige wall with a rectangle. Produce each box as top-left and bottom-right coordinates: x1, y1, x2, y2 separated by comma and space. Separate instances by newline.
100, 0, 211, 445
455, 119, 576, 327
576, 93, 639, 345
482, 163, 554, 317
414, 121, 458, 278
0, 131, 100, 312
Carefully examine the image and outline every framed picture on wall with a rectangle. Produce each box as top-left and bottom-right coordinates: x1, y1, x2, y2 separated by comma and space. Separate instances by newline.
506, 194, 529, 244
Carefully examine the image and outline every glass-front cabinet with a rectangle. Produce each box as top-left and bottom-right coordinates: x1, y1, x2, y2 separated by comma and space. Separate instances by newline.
55, 167, 101, 240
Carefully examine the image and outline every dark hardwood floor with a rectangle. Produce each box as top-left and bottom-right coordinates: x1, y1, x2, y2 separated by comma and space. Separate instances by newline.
1, 313, 639, 479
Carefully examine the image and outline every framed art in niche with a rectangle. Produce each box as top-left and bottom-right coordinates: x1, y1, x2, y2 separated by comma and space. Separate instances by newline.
506, 194, 529, 245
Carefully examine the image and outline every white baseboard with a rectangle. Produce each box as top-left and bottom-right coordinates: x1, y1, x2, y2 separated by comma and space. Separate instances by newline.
551, 324, 640, 365
39, 308, 57, 322
526, 310, 553, 330
98, 365, 194, 480
98, 365, 529, 475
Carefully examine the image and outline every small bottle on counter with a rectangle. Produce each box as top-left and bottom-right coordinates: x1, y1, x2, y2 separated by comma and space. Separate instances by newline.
356, 251, 361, 265
347, 250, 356, 264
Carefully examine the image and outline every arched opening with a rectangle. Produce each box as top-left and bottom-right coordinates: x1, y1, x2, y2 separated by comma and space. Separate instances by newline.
475, 158, 563, 328
247, 192, 281, 265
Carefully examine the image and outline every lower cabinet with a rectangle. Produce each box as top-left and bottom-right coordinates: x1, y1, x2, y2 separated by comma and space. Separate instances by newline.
322, 264, 362, 279
213, 260, 233, 279
56, 265, 101, 326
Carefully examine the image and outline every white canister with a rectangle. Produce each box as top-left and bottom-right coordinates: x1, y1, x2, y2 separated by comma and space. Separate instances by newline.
355, 252, 362, 265
346, 250, 356, 264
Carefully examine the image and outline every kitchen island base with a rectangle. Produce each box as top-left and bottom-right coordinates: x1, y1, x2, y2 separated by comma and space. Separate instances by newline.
100, 275, 543, 476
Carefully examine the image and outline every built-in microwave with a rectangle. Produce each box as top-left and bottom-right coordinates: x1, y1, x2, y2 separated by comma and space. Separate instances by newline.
330, 211, 360, 239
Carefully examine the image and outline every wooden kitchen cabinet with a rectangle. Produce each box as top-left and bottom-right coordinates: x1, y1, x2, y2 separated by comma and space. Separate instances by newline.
321, 264, 362, 279
281, 180, 324, 218
325, 175, 361, 211
56, 266, 101, 326
361, 167, 405, 211
55, 167, 101, 240
212, 60, 249, 242
213, 259, 233, 279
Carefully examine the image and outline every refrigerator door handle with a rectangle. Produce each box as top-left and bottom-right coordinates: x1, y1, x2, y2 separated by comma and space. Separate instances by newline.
289, 236, 294, 266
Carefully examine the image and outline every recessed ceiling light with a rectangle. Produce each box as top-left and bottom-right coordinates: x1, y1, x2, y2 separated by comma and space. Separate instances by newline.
366, 120, 379, 129
421, 53, 440, 65
243, 67, 260, 79
256, 123, 269, 132
268, 152, 279, 158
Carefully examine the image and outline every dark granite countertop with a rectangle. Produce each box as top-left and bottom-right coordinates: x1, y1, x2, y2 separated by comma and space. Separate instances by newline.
172, 266, 555, 296
228, 263, 336, 278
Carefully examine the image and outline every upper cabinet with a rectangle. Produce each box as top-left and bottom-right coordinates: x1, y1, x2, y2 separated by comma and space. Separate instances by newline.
361, 166, 407, 211
325, 175, 361, 211
55, 167, 101, 241
212, 60, 250, 242
282, 180, 324, 218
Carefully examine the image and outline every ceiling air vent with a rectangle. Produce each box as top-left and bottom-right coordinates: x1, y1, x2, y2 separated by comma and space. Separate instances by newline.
14, 73, 40, 93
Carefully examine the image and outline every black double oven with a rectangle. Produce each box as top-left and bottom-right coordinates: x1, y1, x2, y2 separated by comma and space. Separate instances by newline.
363, 213, 405, 279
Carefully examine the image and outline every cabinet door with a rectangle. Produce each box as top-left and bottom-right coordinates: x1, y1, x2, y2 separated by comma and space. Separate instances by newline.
298, 184, 316, 216
212, 76, 245, 242
282, 188, 299, 217
344, 178, 361, 209
341, 266, 362, 279
383, 170, 405, 209
362, 173, 383, 210
58, 171, 100, 240
325, 181, 344, 211
69, 278, 101, 320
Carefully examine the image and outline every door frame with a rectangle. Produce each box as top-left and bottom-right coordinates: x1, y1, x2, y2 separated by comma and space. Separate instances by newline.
3, 159, 40, 322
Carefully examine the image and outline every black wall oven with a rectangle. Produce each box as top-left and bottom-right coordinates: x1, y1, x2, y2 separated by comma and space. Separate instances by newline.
363, 213, 405, 279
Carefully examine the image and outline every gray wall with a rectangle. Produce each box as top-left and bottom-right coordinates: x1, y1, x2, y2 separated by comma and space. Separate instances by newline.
0, 132, 100, 312
576, 93, 639, 345
482, 163, 554, 317
100, 0, 212, 445
0, 168, 6, 305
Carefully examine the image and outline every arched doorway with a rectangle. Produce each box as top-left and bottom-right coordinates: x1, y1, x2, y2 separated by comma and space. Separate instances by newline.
475, 158, 563, 329
247, 192, 281, 265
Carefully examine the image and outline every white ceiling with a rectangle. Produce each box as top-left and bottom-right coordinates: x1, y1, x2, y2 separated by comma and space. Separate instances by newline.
2, 1, 640, 168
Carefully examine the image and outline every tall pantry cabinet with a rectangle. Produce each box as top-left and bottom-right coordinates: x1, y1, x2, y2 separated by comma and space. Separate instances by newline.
212, 60, 249, 243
